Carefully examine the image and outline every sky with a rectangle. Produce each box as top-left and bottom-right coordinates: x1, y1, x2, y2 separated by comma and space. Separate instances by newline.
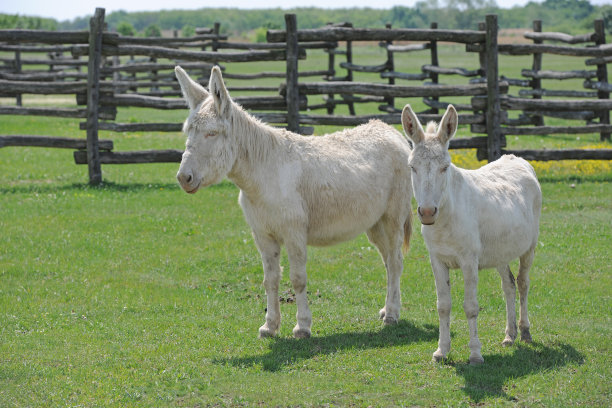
4, 0, 604, 21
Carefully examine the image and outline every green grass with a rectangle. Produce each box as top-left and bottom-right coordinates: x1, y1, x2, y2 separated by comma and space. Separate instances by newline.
1, 44, 611, 406
0, 152, 610, 406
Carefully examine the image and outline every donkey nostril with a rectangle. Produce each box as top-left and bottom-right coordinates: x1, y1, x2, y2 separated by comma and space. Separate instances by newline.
177, 172, 193, 185
418, 206, 437, 217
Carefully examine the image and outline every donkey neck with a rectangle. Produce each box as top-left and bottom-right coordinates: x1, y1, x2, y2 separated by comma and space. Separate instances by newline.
226, 106, 286, 198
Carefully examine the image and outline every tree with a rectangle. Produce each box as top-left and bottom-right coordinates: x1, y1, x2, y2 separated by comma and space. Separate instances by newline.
601, 6, 612, 35
116, 21, 135, 36
0, 14, 56, 30
182, 24, 195, 37
144, 24, 161, 37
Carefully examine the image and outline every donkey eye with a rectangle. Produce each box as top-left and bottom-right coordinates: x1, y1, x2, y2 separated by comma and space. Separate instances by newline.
441, 165, 449, 173
205, 131, 218, 138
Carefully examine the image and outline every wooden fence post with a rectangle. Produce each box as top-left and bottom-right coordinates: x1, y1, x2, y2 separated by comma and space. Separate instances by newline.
384, 23, 395, 111
531, 20, 544, 126
345, 23, 356, 116
285, 14, 300, 133
15, 50, 22, 106
594, 19, 610, 141
429, 22, 439, 115
485, 14, 502, 161
212, 22, 221, 52
86, 7, 105, 184
326, 35, 336, 115
476, 21, 487, 124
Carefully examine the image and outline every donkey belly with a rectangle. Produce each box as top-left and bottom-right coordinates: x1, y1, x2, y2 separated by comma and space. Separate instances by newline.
306, 200, 386, 247
477, 223, 537, 269
479, 208, 538, 268
424, 217, 536, 271
238, 185, 388, 248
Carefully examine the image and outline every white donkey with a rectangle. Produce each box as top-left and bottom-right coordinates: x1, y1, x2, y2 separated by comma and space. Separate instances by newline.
174, 66, 413, 339
401, 104, 542, 365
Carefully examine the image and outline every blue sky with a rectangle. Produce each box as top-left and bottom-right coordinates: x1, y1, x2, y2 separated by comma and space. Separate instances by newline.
3, 0, 600, 21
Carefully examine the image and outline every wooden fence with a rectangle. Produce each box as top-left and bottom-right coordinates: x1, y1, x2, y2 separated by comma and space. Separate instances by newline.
469, 19, 612, 160
0, 8, 610, 184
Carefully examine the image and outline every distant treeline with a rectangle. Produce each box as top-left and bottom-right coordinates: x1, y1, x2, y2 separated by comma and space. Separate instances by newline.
0, 13, 57, 30
2, 0, 611, 36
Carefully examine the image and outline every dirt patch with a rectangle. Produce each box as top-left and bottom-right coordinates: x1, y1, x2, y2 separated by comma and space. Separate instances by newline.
499, 28, 533, 44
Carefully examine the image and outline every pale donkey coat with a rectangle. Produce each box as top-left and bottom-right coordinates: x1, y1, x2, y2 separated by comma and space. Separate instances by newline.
175, 66, 413, 338
402, 104, 542, 365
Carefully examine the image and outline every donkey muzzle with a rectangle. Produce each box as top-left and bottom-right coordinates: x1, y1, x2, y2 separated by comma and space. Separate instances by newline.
418, 206, 438, 225
177, 170, 200, 194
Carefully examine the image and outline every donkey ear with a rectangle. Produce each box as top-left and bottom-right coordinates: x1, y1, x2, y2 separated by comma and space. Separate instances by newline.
401, 104, 425, 144
175, 66, 209, 110
209, 66, 231, 116
437, 105, 458, 145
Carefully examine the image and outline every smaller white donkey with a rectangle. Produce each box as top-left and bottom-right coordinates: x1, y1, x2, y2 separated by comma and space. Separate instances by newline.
174, 66, 413, 339
401, 104, 542, 365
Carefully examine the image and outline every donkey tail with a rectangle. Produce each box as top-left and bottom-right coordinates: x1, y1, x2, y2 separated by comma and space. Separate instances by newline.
402, 210, 413, 253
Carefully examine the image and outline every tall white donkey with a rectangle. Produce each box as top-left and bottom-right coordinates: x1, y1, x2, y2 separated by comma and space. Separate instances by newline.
175, 66, 414, 338
401, 104, 542, 365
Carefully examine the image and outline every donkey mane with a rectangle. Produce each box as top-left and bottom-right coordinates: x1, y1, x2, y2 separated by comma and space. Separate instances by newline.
226, 102, 284, 164
425, 122, 437, 134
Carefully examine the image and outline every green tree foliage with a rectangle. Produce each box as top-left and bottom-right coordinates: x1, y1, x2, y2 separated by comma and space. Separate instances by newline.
144, 24, 161, 37
182, 25, 195, 37
116, 21, 135, 36
603, 6, 612, 35
9, 1, 609, 35
0, 14, 57, 30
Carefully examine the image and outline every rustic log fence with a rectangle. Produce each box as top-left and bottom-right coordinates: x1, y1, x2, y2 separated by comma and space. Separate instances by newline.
0, 14, 117, 161
466, 19, 611, 160
0, 8, 610, 185
267, 14, 506, 157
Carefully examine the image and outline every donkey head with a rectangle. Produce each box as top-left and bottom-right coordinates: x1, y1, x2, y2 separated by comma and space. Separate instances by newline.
175, 66, 237, 194
402, 104, 458, 225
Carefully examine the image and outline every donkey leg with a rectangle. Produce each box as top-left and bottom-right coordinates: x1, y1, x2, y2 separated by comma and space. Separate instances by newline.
431, 256, 452, 362
286, 239, 312, 339
462, 262, 483, 365
383, 244, 404, 325
497, 265, 517, 346
367, 221, 402, 324
518, 246, 535, 343
253, 233, 282, 338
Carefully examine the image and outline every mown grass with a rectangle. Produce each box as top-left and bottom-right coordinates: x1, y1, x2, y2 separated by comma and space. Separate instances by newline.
0, 156, 610, 406
1, 44, 611, 406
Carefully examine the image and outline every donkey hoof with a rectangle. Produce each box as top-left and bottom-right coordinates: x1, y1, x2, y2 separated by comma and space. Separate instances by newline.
293, 327, 311, 339
432, 349, 447, 363
469, 354, 485, 366
502, 337, 515, 347
258, 325, 278, 339
520, 329, 532, 343
380, 307, 399, 324
383, 315, 399, 325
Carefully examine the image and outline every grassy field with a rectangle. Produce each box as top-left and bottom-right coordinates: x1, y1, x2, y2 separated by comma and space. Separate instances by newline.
1, 44, 611, 406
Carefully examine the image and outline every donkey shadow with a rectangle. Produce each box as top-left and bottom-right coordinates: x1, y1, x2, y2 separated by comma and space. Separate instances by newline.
214, 320, 438, 372
216, 325, 583, 403
453, 341, 584, 403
